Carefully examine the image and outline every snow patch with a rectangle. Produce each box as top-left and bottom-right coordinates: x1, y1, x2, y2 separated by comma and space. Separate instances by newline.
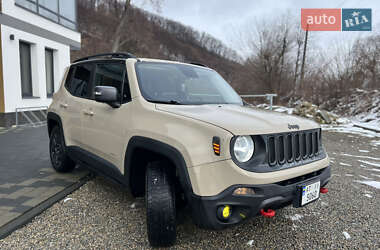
321, 201, 328, 206
63, 198, 73, 203
339, 162, 351, 166
364, 194, 372, 198
367, 168, 380, 173
358, 160, 380, 168
322, 124, 380, 138
246, 240, 254, 247
359, 150, 370, 153
359, 175, 372, 180
285, 214, 303, 221
355, 180, 380, 189
343, 232, 351, 240
341, 153, 380, 161
345, 174, 354, 177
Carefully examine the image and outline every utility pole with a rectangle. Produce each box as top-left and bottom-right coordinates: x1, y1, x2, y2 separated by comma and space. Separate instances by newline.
300, 25, 309, 90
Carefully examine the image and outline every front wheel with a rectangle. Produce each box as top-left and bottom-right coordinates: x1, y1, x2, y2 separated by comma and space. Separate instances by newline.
49, 126, 75, 173
145, 162, 176, 247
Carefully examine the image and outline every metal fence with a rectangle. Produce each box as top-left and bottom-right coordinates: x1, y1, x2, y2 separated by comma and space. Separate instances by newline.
240, 94, 277, 110
15, 106, 48, 127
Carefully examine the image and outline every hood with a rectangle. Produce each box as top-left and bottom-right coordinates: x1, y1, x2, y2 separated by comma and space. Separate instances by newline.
156, 104, 319, 135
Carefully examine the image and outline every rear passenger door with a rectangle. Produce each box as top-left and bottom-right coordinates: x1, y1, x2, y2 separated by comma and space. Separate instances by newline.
61, 63, 94, 147
80, 61, 132, 170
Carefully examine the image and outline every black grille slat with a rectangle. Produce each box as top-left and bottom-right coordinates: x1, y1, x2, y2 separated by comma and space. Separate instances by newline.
307, 133, 313, 157
268, 137, 276, 165
301, 133, 307, 159
286, 134, 293, 162
278, 136, 285, 164
313, 131, 319, 155
294, 134, 300, 160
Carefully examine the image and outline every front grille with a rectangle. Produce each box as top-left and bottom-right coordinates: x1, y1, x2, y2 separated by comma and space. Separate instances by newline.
267, 129, 321, 167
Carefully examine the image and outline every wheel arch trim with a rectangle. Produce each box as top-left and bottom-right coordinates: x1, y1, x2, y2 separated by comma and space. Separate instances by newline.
124, 136, 193, 194
47, 112, 70, 148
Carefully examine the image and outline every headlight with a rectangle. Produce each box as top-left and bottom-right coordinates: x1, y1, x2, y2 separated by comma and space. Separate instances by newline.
233, 136, 254, 163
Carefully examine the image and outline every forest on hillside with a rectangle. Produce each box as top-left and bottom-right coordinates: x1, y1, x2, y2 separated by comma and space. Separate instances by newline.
73, 0, 380, 109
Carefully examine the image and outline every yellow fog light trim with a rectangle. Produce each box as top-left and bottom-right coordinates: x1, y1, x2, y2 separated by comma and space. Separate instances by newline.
222, 205, 231, 218
233, 187, 256, 196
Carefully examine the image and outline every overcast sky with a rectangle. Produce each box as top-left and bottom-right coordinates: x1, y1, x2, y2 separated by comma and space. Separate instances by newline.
135, 0, 379, 56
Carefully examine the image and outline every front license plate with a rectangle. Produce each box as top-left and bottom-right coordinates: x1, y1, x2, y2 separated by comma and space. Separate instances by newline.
301, 181, 320, 206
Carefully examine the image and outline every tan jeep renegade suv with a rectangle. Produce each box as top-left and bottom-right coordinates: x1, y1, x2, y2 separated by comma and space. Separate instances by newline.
47, 53, 331, 247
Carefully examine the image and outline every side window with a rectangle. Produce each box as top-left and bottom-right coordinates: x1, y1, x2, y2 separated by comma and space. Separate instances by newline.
94, 63, 131, 103
64, 66, 75, 92
67, 64, 92, 98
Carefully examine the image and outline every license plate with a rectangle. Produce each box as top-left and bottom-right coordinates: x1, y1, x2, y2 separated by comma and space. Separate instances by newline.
301, 181, 320, 206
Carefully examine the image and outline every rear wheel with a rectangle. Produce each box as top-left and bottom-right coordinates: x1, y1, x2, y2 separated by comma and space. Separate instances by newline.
49, 126, 75, 173
145, 161, 176, 247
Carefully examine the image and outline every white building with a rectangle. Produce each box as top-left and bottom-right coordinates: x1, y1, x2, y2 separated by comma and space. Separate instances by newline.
0, 0, 81, 127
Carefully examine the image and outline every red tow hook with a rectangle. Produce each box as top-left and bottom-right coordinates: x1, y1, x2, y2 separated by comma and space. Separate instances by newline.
260, 209, 276, 218
320, 187, 328, 194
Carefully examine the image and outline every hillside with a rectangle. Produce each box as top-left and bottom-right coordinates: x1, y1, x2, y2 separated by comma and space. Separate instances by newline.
71, 0, 244, 90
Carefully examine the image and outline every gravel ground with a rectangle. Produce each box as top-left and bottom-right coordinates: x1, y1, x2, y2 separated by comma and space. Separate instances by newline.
0, 131, 379, 249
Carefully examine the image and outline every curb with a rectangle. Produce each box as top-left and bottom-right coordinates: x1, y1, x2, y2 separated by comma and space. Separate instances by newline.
0, 174, 93, 240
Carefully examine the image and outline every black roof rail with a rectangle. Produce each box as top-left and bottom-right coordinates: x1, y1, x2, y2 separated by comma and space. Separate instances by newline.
73, 52, 137, 63
189, 62, 208, 68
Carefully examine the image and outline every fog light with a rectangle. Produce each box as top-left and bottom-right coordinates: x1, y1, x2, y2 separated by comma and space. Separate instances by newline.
217, 205, 231, 221
233, 187, 255, 196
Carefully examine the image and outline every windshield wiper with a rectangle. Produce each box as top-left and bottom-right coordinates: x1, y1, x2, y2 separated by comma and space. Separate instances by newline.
148, 99, 183, 105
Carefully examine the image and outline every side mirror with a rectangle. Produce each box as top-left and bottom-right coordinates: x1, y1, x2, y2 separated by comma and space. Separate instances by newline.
94, 86, 120, 108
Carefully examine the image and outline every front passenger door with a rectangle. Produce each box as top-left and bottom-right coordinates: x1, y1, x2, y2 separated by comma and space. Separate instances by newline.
81, 61, 132, 171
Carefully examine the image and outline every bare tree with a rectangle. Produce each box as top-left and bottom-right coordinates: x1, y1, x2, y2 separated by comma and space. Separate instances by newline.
238, 14, 297, 96
110, 0, 163, 52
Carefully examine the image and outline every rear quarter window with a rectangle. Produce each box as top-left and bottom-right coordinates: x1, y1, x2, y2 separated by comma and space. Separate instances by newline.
65, 64, 93, 98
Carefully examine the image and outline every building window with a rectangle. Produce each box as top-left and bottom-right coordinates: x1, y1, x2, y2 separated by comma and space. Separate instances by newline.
15, 0, 77, 30
45, 49, 55, 97
15, 0, 37, 12
59, 0, 76, 27
19, 42, 33, 98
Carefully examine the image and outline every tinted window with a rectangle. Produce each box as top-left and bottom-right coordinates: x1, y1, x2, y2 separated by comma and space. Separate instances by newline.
67, 64, 92, 98
94, 63, 130, 103
65, 66, 75, 90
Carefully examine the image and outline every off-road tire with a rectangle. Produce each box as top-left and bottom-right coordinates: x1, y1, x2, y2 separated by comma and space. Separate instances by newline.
145, 161, 176, 247
49, 126, 76, 173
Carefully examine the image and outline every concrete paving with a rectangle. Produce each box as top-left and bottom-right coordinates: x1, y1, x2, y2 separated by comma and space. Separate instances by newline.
0, 126, 89, 238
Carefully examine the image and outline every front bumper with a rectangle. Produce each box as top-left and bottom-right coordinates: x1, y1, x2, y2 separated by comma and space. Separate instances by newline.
189, 166, 331, 230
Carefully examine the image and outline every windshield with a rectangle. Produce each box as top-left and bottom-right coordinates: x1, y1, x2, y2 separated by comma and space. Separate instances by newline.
135, 62, 243, 105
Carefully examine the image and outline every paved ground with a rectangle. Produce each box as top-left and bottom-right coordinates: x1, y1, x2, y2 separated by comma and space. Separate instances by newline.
0, 130, 379, 249
0, 126, 89, 236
